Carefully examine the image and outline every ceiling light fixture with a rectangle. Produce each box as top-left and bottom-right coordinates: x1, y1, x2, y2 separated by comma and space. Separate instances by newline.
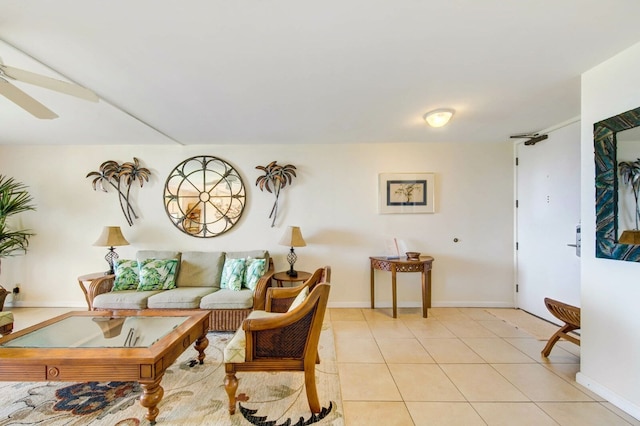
423, 108, 455, 128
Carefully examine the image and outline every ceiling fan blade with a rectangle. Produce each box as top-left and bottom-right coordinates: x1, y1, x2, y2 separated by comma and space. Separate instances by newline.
0, 78, 58, 119
0, 64, 98, 102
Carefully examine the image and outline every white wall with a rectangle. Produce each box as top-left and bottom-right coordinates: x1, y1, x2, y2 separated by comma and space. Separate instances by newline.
579, 41, 640, 418
0, 142, 514, 310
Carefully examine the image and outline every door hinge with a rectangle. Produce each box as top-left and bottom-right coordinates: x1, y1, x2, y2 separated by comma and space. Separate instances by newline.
516, 284, 519, 292
516, 242, 519, 250
515, 157, 519, 166
516, 199, 519, 208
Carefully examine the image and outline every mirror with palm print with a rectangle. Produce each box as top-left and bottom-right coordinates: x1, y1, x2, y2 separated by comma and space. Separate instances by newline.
164, 156, 246, 238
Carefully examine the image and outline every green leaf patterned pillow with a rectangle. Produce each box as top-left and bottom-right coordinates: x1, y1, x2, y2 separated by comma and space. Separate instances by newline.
220, 258, 246, 291
137, 259, 178, 291
243, 257, 266, 290
112, 259, 139, 291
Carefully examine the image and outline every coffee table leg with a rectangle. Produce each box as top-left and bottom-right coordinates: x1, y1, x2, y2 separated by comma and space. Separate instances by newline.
195, 333, 209, 364
140, 377, 164, 425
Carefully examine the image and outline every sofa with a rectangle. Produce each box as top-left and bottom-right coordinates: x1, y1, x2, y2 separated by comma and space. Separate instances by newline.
88, 250, 275, 331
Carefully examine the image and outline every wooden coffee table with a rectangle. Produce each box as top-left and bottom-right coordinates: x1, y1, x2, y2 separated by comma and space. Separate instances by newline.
0, 309, 209, 424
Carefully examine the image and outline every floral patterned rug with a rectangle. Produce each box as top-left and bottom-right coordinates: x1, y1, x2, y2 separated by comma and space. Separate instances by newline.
0, 324, 343, 426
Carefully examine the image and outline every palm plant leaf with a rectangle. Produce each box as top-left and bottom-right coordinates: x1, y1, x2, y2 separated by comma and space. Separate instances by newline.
0, 175, 36, 259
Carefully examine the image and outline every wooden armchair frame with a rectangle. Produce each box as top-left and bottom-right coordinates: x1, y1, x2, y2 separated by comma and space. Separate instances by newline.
266, 266, 331, 313
224, 283, 331, 415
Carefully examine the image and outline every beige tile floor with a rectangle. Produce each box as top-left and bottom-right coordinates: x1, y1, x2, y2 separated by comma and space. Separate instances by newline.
4, 306, 640, 425
328, 307, 640, 426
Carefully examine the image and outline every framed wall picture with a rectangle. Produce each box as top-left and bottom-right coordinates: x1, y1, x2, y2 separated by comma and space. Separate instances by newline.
378, 172, 435, 214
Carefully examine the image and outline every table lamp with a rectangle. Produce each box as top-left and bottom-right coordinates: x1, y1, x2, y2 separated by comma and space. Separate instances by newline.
278, 226, 306, 277
93, 226, 130, 275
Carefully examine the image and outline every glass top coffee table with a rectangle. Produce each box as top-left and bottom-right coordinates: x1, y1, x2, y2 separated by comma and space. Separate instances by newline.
0, 309, 210, 424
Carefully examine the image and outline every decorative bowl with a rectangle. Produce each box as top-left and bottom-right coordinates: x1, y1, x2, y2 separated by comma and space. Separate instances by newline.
406, 251, 421, 260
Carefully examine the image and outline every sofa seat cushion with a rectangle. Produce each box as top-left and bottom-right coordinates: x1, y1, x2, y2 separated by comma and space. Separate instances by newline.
147, 287, 216, 309
93, 290, 162, 310
223, 310, 284, 363
199, 289, 254, 310
0, 311, 14, 327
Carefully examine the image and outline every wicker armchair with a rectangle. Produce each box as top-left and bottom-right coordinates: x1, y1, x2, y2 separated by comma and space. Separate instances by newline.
265, 266, 331, 313
541, 297, 581, 357
223, 282, 331, 415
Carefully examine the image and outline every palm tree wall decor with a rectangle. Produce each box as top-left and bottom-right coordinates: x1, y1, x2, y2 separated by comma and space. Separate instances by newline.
255, 161, 297, 227
0, 175, 36, 310
87, 158, 151, 226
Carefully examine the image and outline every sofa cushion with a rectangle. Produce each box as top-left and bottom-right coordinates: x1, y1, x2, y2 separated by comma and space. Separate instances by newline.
244, 258, 266, 290
200, 289, 254, 310
138, 259, 179, 291
220, 258, 246, 291
93, 290, 162, 310
176, 251, 225, 288
223, 310, 284, 363
147, 287, 216, 309
112, 259, 139, 291
137, 250, 182, 277
226, 250, 269, 268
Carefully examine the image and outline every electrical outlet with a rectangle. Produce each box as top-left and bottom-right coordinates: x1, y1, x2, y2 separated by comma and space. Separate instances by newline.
12, 285, 20, 295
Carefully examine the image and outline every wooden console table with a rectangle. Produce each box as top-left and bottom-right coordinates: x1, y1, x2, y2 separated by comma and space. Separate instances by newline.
370, 256, 434, 318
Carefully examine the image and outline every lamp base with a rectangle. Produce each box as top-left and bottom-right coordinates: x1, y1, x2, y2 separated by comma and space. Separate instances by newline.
286, 247, 298, 277
104, 246, 119, 276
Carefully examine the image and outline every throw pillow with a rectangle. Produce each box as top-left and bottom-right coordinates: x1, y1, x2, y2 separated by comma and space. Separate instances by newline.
243, 257, 266, 290
137, 259, 178, 291
220, 258, 246, 291
112, 259, 139, 291
287, 286, 310, 312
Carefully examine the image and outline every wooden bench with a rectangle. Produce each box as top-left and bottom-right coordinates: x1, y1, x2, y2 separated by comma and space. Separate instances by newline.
541, 297, 580, 357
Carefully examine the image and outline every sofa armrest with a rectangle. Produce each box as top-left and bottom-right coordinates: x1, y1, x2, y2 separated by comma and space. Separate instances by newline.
88, 274, 115, 310
252, 258, 275, 311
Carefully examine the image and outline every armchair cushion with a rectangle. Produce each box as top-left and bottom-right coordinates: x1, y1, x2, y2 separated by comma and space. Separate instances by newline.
223, 310, 284, 363
287, 286, 309, 312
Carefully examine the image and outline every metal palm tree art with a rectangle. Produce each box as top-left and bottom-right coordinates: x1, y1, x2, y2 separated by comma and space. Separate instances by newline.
87, 158, 151, 226
255, 161, 297, 227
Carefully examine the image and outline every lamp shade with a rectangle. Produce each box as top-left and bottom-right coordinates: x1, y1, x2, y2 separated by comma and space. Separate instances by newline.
278, 226, 306, 247
424, 108, 455, 128
93, 226, 130, 247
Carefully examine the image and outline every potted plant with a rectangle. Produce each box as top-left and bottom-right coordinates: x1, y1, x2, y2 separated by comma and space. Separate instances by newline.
618, 158, 640, 244
0, 175, 36, 310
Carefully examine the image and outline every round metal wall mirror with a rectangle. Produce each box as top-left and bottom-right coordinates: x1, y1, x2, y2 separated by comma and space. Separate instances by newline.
164, 156, 246, 237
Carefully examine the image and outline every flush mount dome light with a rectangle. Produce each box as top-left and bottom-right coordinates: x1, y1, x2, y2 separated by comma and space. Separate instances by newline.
423, 108, 455, 128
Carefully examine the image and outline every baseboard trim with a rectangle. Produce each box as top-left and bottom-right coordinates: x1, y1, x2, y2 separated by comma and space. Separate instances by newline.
576, 372, 640, 421
327, 301, 514, 308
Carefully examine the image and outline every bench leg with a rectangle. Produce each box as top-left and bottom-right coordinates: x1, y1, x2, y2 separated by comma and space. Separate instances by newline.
541, 324, 578, 357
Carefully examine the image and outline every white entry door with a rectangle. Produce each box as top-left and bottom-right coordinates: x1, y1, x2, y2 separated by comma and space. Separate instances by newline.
515, 121, 581, 323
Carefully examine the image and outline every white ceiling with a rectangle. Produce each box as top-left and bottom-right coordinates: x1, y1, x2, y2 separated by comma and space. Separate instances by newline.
1, 1, 640, 146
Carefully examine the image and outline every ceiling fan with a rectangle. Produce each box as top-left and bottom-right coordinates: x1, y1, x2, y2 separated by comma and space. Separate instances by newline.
510, 133, 548, 146
0, 57, 98, 119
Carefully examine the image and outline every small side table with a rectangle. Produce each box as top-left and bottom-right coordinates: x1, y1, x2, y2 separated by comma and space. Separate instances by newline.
370, 256, 435, 318
272, 271, 312, 287
78, 272, 108, 310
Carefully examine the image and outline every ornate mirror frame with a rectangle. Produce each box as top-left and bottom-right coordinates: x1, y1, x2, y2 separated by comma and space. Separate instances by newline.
164, 155, 246, 238
594, 106, 640, 261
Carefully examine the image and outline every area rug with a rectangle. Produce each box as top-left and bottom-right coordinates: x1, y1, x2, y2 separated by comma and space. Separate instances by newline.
0, 323, 343, 426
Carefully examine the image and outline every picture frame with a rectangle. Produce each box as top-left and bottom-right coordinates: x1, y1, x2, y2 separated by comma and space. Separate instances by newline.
378, 172, 435, 214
